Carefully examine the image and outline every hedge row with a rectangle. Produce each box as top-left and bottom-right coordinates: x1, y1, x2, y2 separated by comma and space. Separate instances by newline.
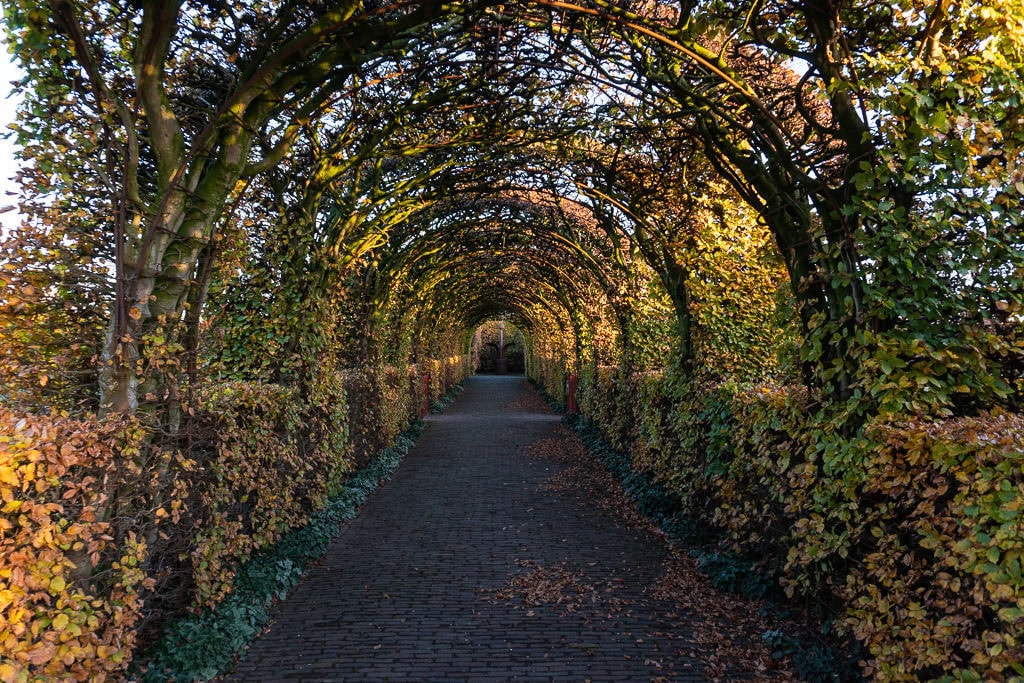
0, 410, 149, 682
526, 352, 568, 406
134, 420, 430, 682
423, 355, 473, 404
573, 366, 1024, 681
0, 358, 471, 682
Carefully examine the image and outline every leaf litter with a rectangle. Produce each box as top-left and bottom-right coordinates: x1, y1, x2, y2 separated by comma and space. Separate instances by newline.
487, 559, 600, 613
530, 431, 663, 534
506, 386, 553, 412
523, 424, 798, 682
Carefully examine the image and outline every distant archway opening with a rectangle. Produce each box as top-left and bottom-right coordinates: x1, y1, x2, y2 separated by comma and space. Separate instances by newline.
472, 321, 526, 374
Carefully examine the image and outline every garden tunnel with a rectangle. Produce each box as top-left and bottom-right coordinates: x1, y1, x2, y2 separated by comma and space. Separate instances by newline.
5, 0, 1020, 415
1, 1, 1023, 680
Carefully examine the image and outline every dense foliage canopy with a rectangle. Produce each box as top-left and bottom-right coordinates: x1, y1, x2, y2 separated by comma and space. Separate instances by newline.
2, 0, 1019, 418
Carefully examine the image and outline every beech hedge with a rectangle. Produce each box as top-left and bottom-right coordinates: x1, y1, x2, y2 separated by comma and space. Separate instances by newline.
0, 358, 470, 681
573, 367, 1024, 681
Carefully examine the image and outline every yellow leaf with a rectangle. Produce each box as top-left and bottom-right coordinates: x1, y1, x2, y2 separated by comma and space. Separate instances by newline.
0, 467, 18, 488
49, 576, 66, 593
0, 662, 23, 683
51, 613, 68, 631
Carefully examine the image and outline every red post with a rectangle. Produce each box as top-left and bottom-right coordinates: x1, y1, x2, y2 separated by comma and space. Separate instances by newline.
567, 374, 578, 414
420, 373, 430, 418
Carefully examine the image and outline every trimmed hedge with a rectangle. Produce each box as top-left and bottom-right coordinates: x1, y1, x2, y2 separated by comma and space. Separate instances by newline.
0, 359, 471, 682
0, 410, 149, 682
134, 423, 426, 682
571, 366, 1024, 681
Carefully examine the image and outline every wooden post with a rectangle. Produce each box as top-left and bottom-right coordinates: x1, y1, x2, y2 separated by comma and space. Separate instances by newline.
567, 374, 578, 414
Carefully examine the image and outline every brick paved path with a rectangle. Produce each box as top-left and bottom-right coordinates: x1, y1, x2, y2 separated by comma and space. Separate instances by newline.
226, 375, 715, 682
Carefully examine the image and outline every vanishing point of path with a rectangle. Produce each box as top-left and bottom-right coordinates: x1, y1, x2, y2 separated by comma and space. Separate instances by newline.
226, 375, 792, 682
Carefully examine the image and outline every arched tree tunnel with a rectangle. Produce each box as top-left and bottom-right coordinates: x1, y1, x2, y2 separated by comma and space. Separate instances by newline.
1, 1, 1023, 679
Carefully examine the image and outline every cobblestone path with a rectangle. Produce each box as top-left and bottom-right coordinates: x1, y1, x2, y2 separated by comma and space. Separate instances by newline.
225, 375, 752, 682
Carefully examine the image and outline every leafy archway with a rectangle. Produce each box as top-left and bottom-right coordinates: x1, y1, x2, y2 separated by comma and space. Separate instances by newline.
2, 1, 1023, 679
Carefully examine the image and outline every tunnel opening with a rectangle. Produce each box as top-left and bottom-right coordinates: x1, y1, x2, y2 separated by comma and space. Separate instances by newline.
472, 320, 526, 374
